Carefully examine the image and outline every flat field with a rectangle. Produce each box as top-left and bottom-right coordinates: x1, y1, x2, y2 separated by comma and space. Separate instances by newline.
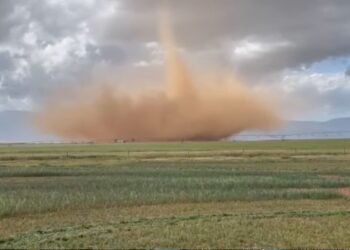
1, 140, 350, 248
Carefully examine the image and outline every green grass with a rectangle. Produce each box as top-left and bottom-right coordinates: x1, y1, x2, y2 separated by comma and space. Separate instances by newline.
3, 209, 350, 248
1, 139, 350, 248
1, 164, 348, 217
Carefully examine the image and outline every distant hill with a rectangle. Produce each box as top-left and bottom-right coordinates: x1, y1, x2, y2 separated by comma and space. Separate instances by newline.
0, 111, 55, 143
234, 117, 350, 141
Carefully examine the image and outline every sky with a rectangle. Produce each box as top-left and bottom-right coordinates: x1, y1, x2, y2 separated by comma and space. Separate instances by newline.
1, 0, 350, 121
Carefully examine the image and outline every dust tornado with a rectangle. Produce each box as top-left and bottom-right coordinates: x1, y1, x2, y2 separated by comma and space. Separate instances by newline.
36, 18, 282, 142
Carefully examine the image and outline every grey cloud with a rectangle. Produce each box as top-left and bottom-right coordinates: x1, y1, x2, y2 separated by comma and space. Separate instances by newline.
0, 52, 14, 71
0, 0, 19, 42
345, 67, 350, 77
102, 0, 350, 78
95, 44, 128, 64
0, 0, 350, 119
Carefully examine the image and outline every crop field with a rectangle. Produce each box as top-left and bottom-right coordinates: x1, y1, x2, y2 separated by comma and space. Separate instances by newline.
1, 140, 350, 248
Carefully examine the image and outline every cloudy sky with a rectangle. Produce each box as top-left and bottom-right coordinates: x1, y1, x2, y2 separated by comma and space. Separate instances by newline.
1, 0, 350, 121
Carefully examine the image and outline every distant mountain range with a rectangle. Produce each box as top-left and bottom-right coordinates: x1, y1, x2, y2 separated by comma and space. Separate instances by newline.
1, 110, 350, 142
234, 117, 350, 141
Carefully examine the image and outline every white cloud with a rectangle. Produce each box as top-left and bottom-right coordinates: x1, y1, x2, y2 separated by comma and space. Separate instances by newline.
133, 41, 164, 67
36, 37, 75, 73
281, 70, 350, 93
11, 58, 30, 81
133, 60, 149, 67
0, 45, 24, 57
0, 95, 33, 111
27, 21, 95, 73
231, 38, 292, 61
47, 0, 96, 9
95, 0, 118, 19
22, 22, 41, 46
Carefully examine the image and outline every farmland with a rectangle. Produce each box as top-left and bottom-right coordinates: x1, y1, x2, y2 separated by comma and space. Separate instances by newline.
1, 140, 350, 248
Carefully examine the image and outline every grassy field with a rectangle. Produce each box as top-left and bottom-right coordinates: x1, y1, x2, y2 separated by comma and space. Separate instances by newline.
1, 140, 350, 248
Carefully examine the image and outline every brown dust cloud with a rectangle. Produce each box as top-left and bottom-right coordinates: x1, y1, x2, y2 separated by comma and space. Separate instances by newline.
35, 18, 282, 142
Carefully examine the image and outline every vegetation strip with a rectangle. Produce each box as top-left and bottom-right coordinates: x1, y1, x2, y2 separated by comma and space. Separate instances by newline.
2, 209, 350, 246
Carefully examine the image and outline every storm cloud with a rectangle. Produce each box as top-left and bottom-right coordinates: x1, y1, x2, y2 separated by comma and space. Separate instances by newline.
0, 0, 350, 119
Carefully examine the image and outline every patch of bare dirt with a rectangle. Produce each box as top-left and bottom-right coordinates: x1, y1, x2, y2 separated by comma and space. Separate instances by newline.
337, 187, 350, 198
